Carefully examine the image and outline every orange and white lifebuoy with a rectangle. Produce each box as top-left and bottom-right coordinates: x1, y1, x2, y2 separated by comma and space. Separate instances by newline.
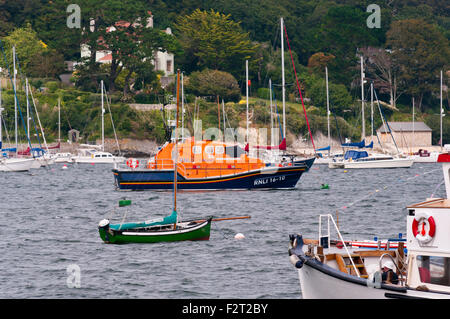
412, 212, 436, 244
126, 158, 139, 169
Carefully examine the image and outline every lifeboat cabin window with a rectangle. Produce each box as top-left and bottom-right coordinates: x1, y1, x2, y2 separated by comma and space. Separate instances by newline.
225, 146, 245, 158
417, 255, 450, 287
215, 146, 224, 155
192, 146, 202, 155
205, 146, 214, 154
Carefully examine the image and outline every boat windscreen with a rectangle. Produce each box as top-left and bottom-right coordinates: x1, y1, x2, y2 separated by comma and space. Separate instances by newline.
225, 145, 246, 158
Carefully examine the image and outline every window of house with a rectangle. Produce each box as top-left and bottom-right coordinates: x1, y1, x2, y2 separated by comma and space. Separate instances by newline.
166, 60, 172, 73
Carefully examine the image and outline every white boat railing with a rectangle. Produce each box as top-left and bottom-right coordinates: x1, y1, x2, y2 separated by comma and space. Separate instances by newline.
319, 214, 361, 277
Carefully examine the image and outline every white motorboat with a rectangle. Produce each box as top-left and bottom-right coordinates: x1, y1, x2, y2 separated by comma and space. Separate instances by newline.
51, 152, 74, 163
72, 80, 123, 164
289, 152, 450, 299
0, 157, 35, 172
412, 149, 439, 163
72, 149, 125, 164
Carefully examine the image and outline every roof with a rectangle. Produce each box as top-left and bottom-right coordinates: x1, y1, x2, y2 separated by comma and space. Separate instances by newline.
377, 122, 432, 133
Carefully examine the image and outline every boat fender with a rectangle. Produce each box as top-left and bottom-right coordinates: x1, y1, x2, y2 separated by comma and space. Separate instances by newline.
289, 254, 303, 268
412, 212, 436, 244
98, 219, 110, 231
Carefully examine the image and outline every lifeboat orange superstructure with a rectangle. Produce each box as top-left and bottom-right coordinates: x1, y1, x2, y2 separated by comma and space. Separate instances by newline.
147, 138, 266, 179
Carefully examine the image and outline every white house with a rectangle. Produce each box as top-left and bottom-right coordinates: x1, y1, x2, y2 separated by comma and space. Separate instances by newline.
80, 13, 174, 77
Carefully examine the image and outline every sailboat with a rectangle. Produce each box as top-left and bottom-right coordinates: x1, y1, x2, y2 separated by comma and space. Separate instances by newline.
0, 45, 35, 172
72, 80, 125, 164
329, 56, 413, 169
244, 18, 315, 170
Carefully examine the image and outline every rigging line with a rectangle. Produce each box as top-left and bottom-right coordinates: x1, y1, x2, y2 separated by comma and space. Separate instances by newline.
283, 23, 316, 152
374, 87, 400, 154
340, 167, 442, 212
13, 54, 44, 150
2, 113, 12, 146
430, 179, 445, 199
102, 81, 121, 155
28, 82, 49, 152
272, 83, 284, 140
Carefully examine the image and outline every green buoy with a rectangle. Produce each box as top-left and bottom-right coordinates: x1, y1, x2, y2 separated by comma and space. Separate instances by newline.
320, 184, 329, 189
119, 199, 132, 207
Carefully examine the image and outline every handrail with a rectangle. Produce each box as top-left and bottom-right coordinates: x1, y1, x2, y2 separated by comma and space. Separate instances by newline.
319, 214, 361, 278
379, 253, 405, 286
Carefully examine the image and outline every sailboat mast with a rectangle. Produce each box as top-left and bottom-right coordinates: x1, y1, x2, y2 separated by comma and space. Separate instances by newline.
0, 80, 2, 144
280, 17, 286, 139
181, 72, 184, 140
325, 66, 330, 146
360, 55, 365, 140
246, 59, 249, 143
101, 80, 104, 152
371, 82, 374, 143
58, 97, 61, 143
440, 70, 443, 149
222, 99, 226, 136
269, 78, 273, 147
174, 69, 180, 214
13, 46, 17, 155
412, 97, 415, 145
26, 78, 29, 141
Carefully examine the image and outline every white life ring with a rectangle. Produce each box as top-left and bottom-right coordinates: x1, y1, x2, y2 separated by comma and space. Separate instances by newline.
412, 212, 436, 244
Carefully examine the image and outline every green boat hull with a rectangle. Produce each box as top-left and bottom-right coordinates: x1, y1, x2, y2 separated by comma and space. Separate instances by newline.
99, 219, 212, 244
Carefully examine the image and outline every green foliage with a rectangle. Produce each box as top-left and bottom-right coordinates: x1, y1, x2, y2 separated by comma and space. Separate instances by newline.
186, 69, 241, 102
386, 19, 450, 110
174, 9, 258, 78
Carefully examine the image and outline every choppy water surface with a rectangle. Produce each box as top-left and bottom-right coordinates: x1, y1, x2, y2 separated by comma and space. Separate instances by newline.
0, 162, 445, 298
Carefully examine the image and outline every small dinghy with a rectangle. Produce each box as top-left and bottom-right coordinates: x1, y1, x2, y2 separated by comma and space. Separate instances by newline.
98, 70, 249, 244
98, 213, 212, 244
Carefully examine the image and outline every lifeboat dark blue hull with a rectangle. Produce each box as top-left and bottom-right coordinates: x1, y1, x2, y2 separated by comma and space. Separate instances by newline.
113, 165, 309, 190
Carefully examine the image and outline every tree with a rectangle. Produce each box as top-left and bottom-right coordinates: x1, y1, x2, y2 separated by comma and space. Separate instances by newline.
76, 0, 179, 93
307, 52, 335, 74
174, 9, 258, 78
2, 23, 46, 74
186, 69, 241, 102
318, 5, 383, 86
386, 19, 449, 110
360, 46, 402, 108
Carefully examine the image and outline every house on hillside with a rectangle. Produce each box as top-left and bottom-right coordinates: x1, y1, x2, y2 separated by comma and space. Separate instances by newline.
377, 121, 432, 147
80, 12, 174, 79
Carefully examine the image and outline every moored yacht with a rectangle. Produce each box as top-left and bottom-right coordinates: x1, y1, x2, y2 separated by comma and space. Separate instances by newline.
329, 150, 414, 169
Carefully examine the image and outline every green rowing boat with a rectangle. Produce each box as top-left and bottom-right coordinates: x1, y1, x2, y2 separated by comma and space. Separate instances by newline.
98, 217, 212, 244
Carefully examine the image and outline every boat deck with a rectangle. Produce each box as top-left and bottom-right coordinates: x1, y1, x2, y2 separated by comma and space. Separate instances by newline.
408, 198, 450, 209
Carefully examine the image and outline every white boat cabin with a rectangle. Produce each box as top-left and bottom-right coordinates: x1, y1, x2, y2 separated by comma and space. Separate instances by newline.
405, 153, 450, 293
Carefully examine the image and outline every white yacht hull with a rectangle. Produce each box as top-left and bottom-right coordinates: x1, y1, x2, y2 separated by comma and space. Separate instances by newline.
412, 154, 438, 163
344, 158, 414, 169
73, 156, 125, 164
0, 158, 35, 172
329, 158, 414, 169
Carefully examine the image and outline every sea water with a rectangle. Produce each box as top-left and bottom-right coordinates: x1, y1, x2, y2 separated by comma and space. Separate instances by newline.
0, 162, 444, 298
